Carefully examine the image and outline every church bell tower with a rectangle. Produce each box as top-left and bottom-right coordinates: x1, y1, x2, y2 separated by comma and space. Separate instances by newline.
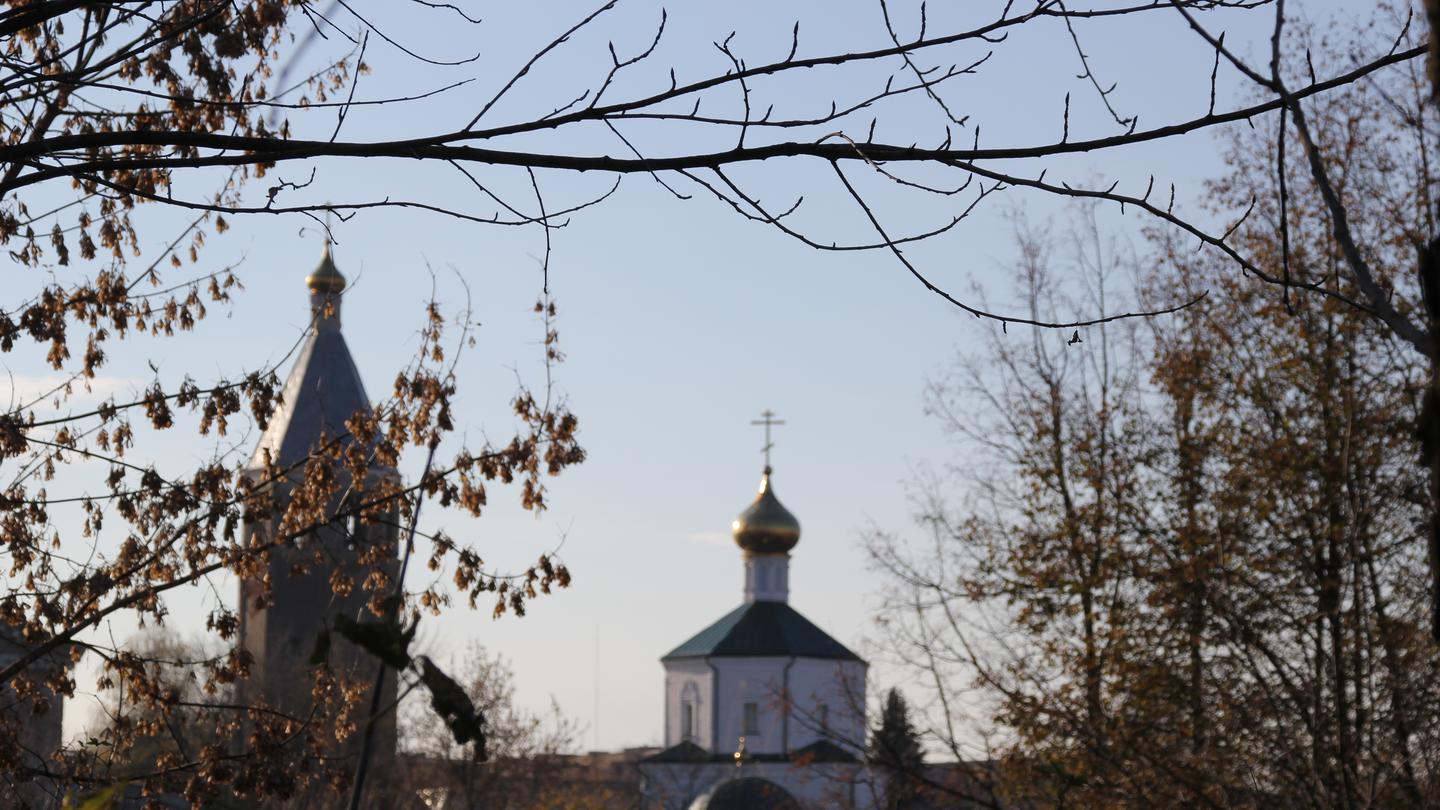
237, 242, 400, 783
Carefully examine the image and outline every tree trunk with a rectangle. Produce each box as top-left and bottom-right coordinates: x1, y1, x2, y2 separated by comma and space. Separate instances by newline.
1315, 327, 1355, 809
1420, 0, 1440, 646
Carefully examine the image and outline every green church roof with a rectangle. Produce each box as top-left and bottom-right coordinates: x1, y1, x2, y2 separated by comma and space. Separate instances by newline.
662, 601, 862, 662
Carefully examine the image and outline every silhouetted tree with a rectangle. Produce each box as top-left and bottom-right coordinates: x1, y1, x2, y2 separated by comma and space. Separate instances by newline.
871, 688, 925, 810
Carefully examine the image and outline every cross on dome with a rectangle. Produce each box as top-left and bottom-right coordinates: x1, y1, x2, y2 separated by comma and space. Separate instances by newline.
750, 409, 785, 470
733, 409, 800, 560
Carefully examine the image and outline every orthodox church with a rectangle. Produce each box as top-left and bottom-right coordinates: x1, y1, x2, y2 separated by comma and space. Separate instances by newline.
237, 243, 400, 797
639, 445, 875, 810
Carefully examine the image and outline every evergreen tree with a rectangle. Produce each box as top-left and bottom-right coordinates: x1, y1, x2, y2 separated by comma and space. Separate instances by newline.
870, 688, 925, 809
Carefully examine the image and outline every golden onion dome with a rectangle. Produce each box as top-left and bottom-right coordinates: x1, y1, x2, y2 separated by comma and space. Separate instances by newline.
732, 467, 800, 554
306, 240, 346, 294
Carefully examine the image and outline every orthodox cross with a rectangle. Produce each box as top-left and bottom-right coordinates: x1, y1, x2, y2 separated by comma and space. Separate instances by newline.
750, 409, 785, 469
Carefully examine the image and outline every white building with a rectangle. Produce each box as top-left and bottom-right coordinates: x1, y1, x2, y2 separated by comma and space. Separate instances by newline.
639, 463, 875, 810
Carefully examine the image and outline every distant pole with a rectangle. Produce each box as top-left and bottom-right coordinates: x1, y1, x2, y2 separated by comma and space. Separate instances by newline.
594, 623, 600, 750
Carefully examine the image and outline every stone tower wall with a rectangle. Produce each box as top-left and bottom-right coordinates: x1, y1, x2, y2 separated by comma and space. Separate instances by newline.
238, 486, 401, 794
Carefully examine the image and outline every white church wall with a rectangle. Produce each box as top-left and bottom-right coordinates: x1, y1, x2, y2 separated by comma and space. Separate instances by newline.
705, 656, 869, 757
784, 658, 868, 753
711, 656, 793, 756
664, 659, 714, 748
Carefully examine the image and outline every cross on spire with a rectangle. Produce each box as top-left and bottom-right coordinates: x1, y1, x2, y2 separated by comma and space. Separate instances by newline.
750, 409, 785, 470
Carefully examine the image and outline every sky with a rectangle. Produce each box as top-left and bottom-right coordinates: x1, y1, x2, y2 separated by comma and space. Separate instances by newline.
1, 0, 1386, 754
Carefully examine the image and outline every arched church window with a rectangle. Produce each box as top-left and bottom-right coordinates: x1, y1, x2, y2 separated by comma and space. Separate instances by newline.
346, 516, 359, 550
681, 681, 699, 742
818, 703, 829, 737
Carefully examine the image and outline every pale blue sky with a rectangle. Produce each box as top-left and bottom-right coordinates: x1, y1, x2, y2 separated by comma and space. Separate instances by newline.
4, 0, 1381, 752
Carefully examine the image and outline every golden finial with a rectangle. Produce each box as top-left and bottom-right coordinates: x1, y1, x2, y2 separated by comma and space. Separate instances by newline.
306, 239, 346, 294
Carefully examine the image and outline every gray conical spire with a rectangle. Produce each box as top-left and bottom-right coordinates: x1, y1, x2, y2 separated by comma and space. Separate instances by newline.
248, 242, 371, 470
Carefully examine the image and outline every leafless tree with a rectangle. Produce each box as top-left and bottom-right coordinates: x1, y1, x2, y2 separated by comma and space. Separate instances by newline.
869, 191, 1440, 806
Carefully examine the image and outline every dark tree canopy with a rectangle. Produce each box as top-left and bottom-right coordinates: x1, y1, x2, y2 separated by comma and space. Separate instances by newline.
870, 688, 925, 809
